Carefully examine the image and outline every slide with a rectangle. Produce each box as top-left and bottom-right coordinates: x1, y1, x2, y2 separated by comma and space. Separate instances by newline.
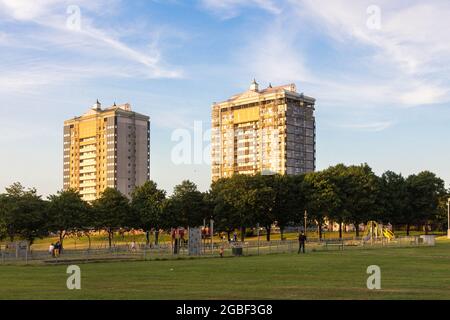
382, 228, 394, 240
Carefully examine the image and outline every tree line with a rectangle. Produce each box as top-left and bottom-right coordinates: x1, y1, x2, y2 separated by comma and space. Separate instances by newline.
0, 163, 448, 248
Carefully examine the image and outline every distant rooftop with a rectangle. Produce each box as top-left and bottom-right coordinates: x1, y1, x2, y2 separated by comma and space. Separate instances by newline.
81, 100, 132, 117
64, 100, 150, 124
215, 79, 314, 106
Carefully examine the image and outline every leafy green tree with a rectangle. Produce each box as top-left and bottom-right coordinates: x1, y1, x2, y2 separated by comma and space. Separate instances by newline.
344, 164, 379, 237
304, 171, 339, 239
79, 204, 95, 249
378, 171, 408, 231
406, 171, 446, 235
160, 198, 178, 230
202, 190, 216, 230
47, 189, 89, 250
272, 174, 302, 240
210, 178, 241, 241
436, 193, 450, 232
0, 182, 47, 244
131, 180, 166, 245
165, 180, 207, 228
227, 174, 258, 241
0, 194, 8, 241
320, 165, 347, 238
211, 174, 256, 242
92, 188, 130, 248
249, 174, 276, 241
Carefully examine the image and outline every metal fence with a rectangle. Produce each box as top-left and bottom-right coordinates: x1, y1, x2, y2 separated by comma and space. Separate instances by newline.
0, 236, 432, 265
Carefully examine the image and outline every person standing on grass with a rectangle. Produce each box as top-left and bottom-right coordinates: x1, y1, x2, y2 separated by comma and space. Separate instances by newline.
55, 241, 61, 256
298, 232, 307, 254
49, 243, 55, 257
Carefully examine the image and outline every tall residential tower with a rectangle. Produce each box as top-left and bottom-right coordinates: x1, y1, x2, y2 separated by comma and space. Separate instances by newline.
211, 80, 315, 181
63, 101, 150, 201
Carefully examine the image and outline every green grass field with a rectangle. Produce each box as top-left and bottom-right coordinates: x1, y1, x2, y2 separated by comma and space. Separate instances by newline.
1, 239, 449, 300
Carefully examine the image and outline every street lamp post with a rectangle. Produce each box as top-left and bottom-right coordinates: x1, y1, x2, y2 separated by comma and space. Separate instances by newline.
210, 218, 214, 253
304, 210, 307, 235
257, 223, 260, 255
447, 198, 450, 239
203, 218, 206, 254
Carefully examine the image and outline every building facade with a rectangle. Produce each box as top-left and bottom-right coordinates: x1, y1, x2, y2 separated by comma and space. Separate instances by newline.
211, 80, 315, 181
63, 101, 150, 201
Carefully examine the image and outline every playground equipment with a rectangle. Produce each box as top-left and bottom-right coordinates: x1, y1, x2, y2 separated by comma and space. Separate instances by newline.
362, 221, 395, 242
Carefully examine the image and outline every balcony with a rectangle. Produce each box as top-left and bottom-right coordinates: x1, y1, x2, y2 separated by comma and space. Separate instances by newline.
79, 174, 96, 181
79, 187, 96, 195
80, 139, 96, 147
80, 180, 96, 188
80, 145, 96, 152
80, 159, 96, 166
82, 194, 97, 202
80, 152, 96, 160
80, 166, 96, 174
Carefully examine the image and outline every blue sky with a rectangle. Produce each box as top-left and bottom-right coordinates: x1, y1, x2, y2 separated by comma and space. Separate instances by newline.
0, 0, 449, 196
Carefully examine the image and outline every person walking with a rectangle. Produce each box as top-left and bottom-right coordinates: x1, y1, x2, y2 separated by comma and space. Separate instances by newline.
298, 232, 307, 254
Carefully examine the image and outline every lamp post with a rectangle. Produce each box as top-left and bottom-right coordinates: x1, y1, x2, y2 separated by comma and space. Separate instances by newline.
210, 218, 214, 253
447, 198, 450, 239
203, 218, 206, 254
304, 210, 307, 235
257, 223, 260, 255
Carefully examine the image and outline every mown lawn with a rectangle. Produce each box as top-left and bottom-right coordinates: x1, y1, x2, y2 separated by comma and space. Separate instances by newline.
1, 240, 450, 300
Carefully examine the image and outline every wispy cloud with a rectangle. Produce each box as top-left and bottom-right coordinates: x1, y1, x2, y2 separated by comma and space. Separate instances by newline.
399, 85, 449, 106
0, 0, 61, 20
230, 0, 450, 110
337, 121, 393, 132
0, 0, 182, 92
237, 22, 311, 84
200, 0, 282, 19
295, 0, 450, 105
